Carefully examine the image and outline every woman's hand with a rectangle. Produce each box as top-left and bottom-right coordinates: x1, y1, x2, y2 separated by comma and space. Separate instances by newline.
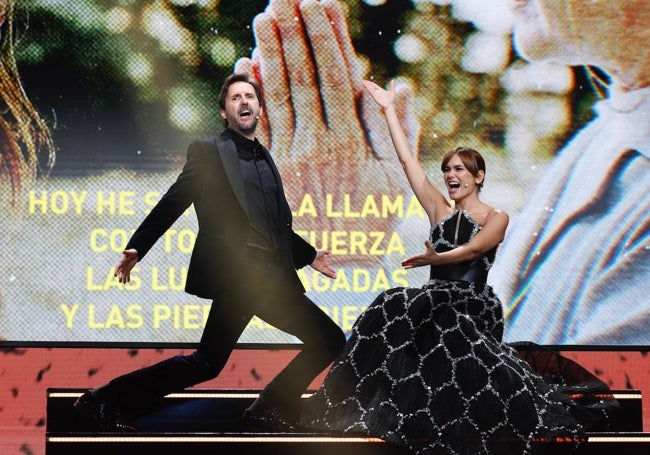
361, 79, 396, 110
401, 241, 438, 269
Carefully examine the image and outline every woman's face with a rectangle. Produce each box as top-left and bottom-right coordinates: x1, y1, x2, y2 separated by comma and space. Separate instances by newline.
509, 0, 648, 69
443, 154, 482, 200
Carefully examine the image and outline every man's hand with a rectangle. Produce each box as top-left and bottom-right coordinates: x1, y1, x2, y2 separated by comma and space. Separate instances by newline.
310, 249, 336, 279
235, 0, 421, 265
114, 249, 139, 283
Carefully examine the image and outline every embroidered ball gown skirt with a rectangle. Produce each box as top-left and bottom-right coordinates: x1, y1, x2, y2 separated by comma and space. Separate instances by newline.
299, 212, 618, 454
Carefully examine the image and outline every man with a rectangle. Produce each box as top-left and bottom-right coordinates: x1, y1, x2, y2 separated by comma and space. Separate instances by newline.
74, 73, 346, 431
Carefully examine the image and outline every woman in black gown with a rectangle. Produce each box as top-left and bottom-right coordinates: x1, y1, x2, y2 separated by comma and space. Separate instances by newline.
298, 80, 617, 454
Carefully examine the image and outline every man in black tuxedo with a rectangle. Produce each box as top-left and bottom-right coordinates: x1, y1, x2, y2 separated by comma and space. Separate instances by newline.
74, 73, 346, 432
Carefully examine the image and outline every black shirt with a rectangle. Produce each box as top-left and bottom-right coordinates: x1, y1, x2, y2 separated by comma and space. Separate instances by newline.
225, 128, 280, 253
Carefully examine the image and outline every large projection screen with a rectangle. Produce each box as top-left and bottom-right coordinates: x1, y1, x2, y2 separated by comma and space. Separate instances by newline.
1, 0, 648, 345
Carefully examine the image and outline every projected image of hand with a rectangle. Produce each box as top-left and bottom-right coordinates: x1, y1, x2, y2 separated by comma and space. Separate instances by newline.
235, 0, 420, 264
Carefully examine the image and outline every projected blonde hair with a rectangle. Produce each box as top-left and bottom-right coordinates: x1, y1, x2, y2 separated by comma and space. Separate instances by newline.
0, 0, 55, 210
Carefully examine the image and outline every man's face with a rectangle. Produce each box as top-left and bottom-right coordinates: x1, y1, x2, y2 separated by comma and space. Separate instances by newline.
508, 0, 644, 67
220, 81, 261, 139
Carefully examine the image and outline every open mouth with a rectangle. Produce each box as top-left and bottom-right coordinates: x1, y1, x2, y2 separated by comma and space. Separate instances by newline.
239, 108, 252, 119
448, 181, 460, 189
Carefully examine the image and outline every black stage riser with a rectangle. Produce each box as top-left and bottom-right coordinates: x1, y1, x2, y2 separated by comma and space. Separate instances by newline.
44, 437, 650, 455
46, 388, 644, 434
45, 388, 647, 455
46, 439, 409, 455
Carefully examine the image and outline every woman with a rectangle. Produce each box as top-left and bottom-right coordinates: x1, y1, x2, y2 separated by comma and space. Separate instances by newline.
298, 80, 617, 454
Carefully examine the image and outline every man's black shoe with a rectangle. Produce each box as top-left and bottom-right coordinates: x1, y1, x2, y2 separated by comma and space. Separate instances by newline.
73, 390, 136, 432
241, 407, 297, 432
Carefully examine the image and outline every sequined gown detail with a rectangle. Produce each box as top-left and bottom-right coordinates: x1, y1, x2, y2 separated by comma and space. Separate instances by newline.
299, 210, 617, 455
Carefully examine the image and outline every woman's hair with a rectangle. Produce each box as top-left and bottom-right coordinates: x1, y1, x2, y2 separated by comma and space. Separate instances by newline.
440, 146, 485, 190
0, 0, 55, 210
217, 72, 262, 127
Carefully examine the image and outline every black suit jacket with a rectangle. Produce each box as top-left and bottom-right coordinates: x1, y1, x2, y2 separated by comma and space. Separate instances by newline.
126, 130, 316, 299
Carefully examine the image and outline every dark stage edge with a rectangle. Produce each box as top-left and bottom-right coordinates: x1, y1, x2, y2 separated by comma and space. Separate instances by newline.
46, 389, 648, 455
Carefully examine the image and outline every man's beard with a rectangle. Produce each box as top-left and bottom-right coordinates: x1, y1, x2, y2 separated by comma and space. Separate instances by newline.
234, 115, 259, 135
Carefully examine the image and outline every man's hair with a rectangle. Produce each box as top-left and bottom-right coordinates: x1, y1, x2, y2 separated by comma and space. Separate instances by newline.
218, 73, 263, 111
